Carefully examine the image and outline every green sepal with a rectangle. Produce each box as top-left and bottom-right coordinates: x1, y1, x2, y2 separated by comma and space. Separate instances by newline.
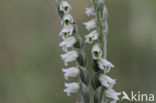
73, 34, 83, 49
80, 82, 90, 103
76, 49, 87, 67
72, 23, 78, 35
79, 66, 90, 86
92, 0, 97, 9
92, 60, 101, 72
91, 71, 103, 90
94, 86, 105, 103
54, 0, 64, 20
96, 0, 105, 11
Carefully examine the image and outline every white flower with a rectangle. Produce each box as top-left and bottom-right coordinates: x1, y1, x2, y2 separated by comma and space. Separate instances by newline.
83, 19, 96, 31
105, 88, 121, 103
99, 74, 116, 88
85, 7, 96, 16
59, 36, 76, 52
62, 67, 80, 80
60, 1, 71, 14
85, 30, 98, 44
59, 25, 74, 39
91, 43, 102, 60
98, 58, 114, 70
61, 14, 73, 27
61, 50, 78, 66
64, 82, 80, 96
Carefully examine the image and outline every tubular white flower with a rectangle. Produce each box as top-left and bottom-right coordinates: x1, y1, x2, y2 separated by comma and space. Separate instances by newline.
61, 14, 73, 27
61, 50, 78, 66
85, 30, 98, 44
105, 88, 121, 103
64, 82, 80, 96
99, 74, 116, 88
83, 19, 96, 31
91, 43, 102, 60
85, 7, 96, 16
60, 1, 71, 14
62, 67, 80, 80
59, 36, 76, 52
97, 58, 114, 70
59, 25, 74, 39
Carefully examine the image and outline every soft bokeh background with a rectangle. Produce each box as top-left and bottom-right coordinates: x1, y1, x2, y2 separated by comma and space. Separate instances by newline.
0, 0, 156, 103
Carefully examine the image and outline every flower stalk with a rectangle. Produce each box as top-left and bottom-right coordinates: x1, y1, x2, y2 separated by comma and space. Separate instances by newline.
84, 0, 120, 103
54, 0, 120, 103
54, 0, 90, 103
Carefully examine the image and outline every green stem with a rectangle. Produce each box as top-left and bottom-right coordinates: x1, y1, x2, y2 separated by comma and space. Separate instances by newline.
96, 8, 107, 59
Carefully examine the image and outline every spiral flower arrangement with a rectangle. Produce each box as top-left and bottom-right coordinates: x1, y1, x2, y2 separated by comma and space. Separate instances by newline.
84, 0, 120, 103
54, 0, 120, 103
54, 0, 90, 103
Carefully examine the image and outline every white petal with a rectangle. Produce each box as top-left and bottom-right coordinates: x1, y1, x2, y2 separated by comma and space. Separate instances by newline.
83, 19, 96, 31
99, 74, 116, 88
59, 25, 74, 39
98, 61, 105, 70
59, 36, 76, 52
60, 1, 71, 14
60, 50, 78, 66
85, 7, 96, 16
62, 67, 79, 80
64, 82, 80, 96
105, 88, 121, 101
98, 58, 114, 70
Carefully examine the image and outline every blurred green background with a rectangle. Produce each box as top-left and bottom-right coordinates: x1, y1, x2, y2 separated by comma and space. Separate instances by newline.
0, 0, 156, 103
